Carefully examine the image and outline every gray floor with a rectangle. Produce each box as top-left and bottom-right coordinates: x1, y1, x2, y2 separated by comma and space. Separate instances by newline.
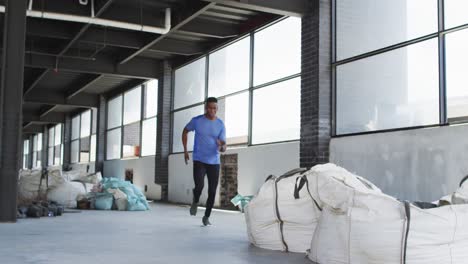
0, 203, 310, 264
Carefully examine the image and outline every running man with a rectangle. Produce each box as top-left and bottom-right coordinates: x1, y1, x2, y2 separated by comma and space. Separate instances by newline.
182, 97, 226, 226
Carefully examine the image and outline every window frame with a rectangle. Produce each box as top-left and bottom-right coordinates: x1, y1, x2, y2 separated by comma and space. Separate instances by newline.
105, 80, 159, 160
170, 17, 302, 154
331, 0, 468, 136
71, 109, 97, 164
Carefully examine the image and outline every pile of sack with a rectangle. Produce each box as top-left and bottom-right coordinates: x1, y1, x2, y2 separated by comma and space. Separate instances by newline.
76, 177, 149, 211
243, 163, 468, 263
18, 167, 149, 211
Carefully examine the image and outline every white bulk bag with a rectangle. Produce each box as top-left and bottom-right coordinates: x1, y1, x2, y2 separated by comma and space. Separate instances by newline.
47, 181, 94, 208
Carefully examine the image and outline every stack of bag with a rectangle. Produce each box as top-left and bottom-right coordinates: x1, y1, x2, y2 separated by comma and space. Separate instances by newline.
244, 163, 468, 264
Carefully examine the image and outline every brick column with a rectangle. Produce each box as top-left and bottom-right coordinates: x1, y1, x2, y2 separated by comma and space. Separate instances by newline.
155, 60, 172, 200
62, 115, 72, 169
95, 95, 106, 173
42, 125, 49, 167
300, 0, 332, 168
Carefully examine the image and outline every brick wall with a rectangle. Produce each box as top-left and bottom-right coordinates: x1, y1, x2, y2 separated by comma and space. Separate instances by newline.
96, 95, 106, 173
219, 154, 238, 210
155, 60, 172, 200
300, 0, 332, 168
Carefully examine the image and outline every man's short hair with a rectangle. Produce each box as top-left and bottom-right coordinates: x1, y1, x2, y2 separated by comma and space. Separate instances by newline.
205, 97, 218, 104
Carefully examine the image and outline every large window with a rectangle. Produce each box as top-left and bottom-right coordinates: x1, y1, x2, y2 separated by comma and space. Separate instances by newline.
446, 28, 468, 121
32, 133, 42, 168
141, 80, 158, 156
23, 139, 29, 169
336, 39, 439, 134
48, 124, 62, 166
334, 0, 468, 135
71, 109, 97, 164
106, 80, 158, 160
336, 0, 438, 60
171, 17, 301, 152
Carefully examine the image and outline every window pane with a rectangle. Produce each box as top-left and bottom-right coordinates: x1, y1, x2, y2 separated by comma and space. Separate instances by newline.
123, 87, 142, 125
123, 122, 141, 158
80, 110, 91, 138
142, 117, 157, 156
172, 106, 204, 152
174, 57, 206, 109
107, 95, 122, 129
254, 18, 301, 86
252, 78, 300, 144
217, 92, 249, 145
71, 140, 79, 163
446, 29, 468, 120
54, 124, 62, 146
336, 0, 438, 60
209, 37, 250, 97
32, 152, 37, 168
80, 137, 90, 163
106, 129, 121, 160
54, 145, 61, 165
72, 116, 80, 140
445, 0, 468, 29
33, 135, 38, 152
48, 147, 54, 166
92, 108, 98, 134
37, 133, 42, 151
90, 135, 97, 162
60, 144, 64, 165
145, 80, 158, 118
48, 127, 54, 147
336, 39, 439, 134
36, 152, 42, 168
23, 140, 29, 154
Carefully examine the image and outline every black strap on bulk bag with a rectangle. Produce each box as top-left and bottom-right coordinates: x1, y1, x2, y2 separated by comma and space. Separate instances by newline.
265, 174, 276, 182
277, 168, 309, 180
274, 179, 289, 252
293, 176, 323, 211
402, 201, 411, 264
459, 174, 468, 187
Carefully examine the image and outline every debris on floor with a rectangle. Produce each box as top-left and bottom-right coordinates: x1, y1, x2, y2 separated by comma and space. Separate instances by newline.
17, 167, 149, 218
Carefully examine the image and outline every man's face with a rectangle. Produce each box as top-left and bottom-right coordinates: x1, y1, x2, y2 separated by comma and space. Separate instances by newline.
205, 102, 218, 118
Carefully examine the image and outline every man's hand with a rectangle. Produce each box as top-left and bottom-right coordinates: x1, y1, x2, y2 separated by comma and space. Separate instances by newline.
184, 151, 190, 165
217, 139, 227, 153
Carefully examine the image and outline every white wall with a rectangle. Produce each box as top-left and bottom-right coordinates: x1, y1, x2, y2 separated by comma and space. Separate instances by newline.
168, 141, 299, 206
103, 156, 162, 200
330, 124, 468, 202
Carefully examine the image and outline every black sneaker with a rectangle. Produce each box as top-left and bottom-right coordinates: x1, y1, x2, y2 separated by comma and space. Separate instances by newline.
202, 216, 211, 226
190, 202, 197, 216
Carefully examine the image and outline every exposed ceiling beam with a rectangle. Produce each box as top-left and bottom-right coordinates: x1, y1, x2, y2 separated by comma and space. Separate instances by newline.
23, 53, 159, 79
23, 112, 65, 124
118, 2, 217, 64
24, 69, 49, 95
23, 123, 43, 134
40, 105, 59, 118
66, 74, 103, 99
202, 0, 308, 17
176, 19, 238, 39
24, 91, 99, 108
56, 0, 116, 58
105, 78, 147, 99
149, 39, 205, 56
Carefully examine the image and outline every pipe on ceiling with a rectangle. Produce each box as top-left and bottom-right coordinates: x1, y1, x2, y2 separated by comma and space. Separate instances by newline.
0, 5, 171, 35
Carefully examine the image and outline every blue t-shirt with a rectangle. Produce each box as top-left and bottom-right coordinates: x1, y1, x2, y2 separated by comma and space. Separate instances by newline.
185, 115, 226, 165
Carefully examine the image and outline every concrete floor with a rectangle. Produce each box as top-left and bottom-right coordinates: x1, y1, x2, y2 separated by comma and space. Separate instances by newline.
0, 203, 310, 264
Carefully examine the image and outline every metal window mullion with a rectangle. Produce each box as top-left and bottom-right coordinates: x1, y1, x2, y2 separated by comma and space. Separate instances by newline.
438, 0, 447, 124
139, 84, 144, 157
120, 94, 124, 159
248, 32, 254, 146
331, 0, 337, 136
205, 55, 209, 100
